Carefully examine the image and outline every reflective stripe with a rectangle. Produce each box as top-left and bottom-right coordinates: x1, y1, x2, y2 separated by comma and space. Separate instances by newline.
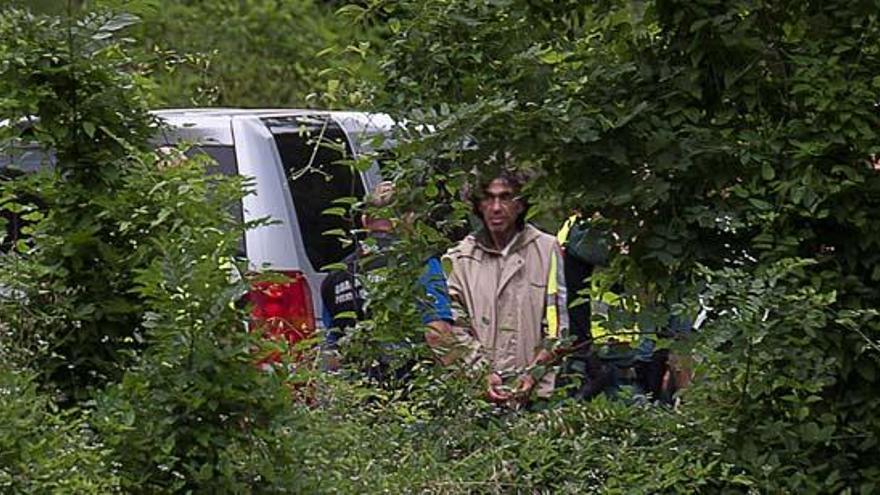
556, 215, 577, 245
549, 216, 574, 339
545, 250, 559, 338
590, 280, 637, 344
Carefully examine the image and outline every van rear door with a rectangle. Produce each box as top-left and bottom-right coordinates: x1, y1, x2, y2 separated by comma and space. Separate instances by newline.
232, 113, 369, 323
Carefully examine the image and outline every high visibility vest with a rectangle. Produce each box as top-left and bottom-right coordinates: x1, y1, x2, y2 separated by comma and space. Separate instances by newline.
557, 215, 636, 345
557, 215, 577, 246
590, 281, 638, 345
545, 249, 561, 339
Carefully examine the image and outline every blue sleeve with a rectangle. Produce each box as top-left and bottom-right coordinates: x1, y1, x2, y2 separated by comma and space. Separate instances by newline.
418, 257, 453, 325
322, 305, 340, 347
321, 304, 333, 329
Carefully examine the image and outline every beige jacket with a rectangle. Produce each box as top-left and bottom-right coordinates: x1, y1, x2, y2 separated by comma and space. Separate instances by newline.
445, 224, 567, 397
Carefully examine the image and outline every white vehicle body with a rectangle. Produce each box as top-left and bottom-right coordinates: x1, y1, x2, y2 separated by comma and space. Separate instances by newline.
154, 109, 392, 325
2, 108, 394, 327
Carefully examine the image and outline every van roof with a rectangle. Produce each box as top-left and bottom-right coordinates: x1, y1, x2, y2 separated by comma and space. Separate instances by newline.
151, 109, 394, 149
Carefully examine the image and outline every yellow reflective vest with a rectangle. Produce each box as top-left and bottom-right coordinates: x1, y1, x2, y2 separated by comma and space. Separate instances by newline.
557, 215, 636, 345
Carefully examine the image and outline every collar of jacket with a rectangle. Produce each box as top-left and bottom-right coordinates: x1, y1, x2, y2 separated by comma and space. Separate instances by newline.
468, 224, 543, 257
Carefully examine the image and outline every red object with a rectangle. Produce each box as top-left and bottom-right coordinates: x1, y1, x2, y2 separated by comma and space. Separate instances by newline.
248, 271, 316, 362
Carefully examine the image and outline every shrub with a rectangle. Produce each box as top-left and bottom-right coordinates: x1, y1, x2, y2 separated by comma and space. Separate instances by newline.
91, 155, 309, 492
359, 0, 880, 491
0, 8, 163, 399
0, 366, 119, 494
0, 8, 312, 492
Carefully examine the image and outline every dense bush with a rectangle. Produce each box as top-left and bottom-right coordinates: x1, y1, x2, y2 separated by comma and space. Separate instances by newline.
0, 8, 164, 399
90, 155, 309, 492
0, 8, 312, 492
359, 0, 880, 491
2, 0, 382, 108
2, 2, 879, 493
112, 0, 381, 108
0, 367, 118, 494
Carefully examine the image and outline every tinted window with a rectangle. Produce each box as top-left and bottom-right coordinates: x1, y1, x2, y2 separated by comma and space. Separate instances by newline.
264, 116, 364, 270
0, 143, 55, 172
184, 144, 245, 256
186, 144, 238, 177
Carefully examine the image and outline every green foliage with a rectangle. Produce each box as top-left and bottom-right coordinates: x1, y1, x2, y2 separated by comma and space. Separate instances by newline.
1, 0, 383, 108
694, 259, 880, 492
108, 0, 382, 107
361, 0, 880, 491
0, 8, 316, 492
0, 7, 164, 398
254, 370, 749, 494
3, 1, 880, 492
0, 367, 119, 493
92, 156, 309, 492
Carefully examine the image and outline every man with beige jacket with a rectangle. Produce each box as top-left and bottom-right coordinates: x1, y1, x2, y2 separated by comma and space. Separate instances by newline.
439, 171, 568, 405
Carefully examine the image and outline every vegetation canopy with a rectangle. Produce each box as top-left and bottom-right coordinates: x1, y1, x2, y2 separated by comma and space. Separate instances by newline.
0, 1, 878, 493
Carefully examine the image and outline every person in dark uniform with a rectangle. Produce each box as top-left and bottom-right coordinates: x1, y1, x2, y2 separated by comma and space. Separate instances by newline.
320, 181, 454, 377
560, 214, 691, 402
557, 214, 613, 400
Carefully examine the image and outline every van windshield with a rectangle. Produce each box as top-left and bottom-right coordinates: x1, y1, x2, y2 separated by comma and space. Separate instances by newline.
264, 116, 364, 271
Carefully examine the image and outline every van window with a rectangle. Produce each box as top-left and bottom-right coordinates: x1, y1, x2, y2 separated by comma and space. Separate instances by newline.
186, 144, 238, 177
184, 144, 245, 256
185, 144, 241, 222
264, 116, 364, 271
0, 143, 55, 172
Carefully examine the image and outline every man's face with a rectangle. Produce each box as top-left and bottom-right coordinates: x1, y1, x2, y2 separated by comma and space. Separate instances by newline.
478, 178, 523, 239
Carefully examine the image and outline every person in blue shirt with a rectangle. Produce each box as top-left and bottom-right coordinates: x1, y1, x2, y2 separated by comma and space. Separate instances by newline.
320, 181, 453, 374
320, 250, 453, 345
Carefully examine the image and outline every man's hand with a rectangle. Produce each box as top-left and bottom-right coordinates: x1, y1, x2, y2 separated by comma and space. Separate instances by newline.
425, 320, 453, 345
487, 372, 512, 403
425, 320, 460, 366
511, 373, 537, 406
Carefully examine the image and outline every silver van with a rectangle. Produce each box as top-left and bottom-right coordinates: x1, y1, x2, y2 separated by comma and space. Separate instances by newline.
2, 109, 393, 334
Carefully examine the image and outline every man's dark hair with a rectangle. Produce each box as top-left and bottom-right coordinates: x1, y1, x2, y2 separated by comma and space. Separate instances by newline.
468, 168, 530, 231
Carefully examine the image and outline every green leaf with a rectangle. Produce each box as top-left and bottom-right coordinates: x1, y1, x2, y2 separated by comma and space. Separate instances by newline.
646, 237, 665, 249
322, 206, 347, 217
748, 198, 772, 210
441, 257, 453, 276
83, 121, 96, 138
856, 362, 876, 382
20, 211, 44, 222
425, 182, 439, 198
320, 262, 348, 272
93, 13, 140, 40
539, 50, 566, 65
332, 196, 359, 205
335, 4, 367, 18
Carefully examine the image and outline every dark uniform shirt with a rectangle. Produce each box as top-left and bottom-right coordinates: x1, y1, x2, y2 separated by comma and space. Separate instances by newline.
320, 237, 453, 347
